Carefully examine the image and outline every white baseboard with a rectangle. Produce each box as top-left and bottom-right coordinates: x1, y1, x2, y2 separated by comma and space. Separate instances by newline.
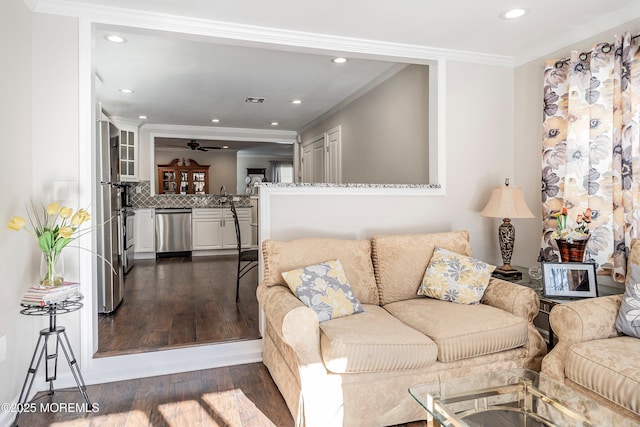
83, 339, 263, 385
133, 252, 155, 260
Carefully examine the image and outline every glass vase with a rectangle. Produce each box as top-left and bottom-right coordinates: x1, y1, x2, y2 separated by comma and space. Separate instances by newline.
40, 253, 64, 288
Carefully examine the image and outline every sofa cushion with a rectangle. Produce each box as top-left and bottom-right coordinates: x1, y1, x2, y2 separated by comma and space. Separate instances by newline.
262, 238, 379, 305
319, 304, 438, 373
281, 259, 364, 322
371, 231, 474, 305
565, 337, 640, 415
624, 238, 640, 286
417, 246, 495, 304
615, 279, 640, 338
384, 298, 528, 362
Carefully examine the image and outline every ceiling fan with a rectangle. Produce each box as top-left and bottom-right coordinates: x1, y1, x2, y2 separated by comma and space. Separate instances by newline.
187, 140, 220, 151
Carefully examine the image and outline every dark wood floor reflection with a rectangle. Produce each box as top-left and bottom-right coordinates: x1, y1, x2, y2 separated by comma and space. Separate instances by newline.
97, 255, 260, 356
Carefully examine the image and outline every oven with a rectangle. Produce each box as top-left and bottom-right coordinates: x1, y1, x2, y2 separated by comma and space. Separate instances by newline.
122, 208, 135, 273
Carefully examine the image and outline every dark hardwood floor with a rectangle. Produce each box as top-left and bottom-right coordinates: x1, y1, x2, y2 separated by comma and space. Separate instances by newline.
15, 362, 429, 427
97, 255, 260, 356
15, 363, 293, 427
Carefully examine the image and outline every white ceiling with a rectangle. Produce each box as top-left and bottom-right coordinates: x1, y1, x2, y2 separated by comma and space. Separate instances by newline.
66, 0, 640, 60
93, 24, 403, 132
39, 0, 640, 152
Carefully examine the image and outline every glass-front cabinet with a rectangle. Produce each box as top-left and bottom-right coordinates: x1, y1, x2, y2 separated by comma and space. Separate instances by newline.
120, 129, 136, 181
157, 159, 210, 194
111, 118, 139, 182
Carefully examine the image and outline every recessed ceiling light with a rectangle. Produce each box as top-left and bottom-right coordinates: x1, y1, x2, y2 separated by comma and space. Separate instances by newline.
105, 35, 127, 43
222, 145, 229, 149
291, 99, 303, 105
270, 122, 279, 126
499, 8, 528, 19
332, 57, 348, 64
119, 88, 134, 94
211, 119, 220, 123
138, 115, 147, 119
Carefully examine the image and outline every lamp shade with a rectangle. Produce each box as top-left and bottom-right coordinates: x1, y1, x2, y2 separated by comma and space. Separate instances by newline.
480, 185, 534, 219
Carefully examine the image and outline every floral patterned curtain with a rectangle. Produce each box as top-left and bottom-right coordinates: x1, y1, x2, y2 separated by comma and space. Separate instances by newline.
541, 32, 640, 282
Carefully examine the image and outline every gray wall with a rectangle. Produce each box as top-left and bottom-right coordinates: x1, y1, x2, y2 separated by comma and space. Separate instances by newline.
301, 64, 429, 184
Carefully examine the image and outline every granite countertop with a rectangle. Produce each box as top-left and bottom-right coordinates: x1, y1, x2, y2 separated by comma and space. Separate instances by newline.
258, 182, 441, 189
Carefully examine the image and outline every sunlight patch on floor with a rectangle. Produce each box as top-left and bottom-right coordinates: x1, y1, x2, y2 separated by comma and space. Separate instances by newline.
50, 409, 148, 426
202, 389, 279, 426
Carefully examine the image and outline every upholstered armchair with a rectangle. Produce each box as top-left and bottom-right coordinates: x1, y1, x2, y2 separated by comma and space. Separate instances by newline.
541, 237, 640, 423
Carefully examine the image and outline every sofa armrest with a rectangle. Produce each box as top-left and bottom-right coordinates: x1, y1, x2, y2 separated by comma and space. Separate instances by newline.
256, 282, 323, 364
542, 294, 622, 381
550, 294, 622, 343
482, 278, 540, 322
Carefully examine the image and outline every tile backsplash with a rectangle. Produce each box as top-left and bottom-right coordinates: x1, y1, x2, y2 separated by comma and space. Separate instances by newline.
131, 181, 253, 208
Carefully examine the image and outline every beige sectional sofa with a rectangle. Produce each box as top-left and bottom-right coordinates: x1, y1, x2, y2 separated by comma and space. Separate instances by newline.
541, 295, 640, 423
257, 230, 547, 427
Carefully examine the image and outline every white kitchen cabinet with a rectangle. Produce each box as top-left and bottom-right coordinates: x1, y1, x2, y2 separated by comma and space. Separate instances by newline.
111, 119, 138, 182
223, 207, 251, 249
192, 207, 251, 251
192, 208, 223, 250
134, 208, 155, 253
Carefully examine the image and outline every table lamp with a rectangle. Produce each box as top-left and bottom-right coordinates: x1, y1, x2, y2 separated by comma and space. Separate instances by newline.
480, 178, 534, 279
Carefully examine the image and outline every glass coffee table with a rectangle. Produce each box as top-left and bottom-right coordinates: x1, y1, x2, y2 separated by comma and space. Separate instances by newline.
409, 368, 622, 426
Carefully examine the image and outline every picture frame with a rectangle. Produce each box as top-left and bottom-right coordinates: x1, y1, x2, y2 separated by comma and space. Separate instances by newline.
541, 262, 598, 298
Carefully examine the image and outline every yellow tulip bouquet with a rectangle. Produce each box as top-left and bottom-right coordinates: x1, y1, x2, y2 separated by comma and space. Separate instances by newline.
8, 202, 92, 287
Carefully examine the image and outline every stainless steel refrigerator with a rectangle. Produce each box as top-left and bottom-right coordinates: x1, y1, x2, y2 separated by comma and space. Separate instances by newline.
96, 120, 124, 313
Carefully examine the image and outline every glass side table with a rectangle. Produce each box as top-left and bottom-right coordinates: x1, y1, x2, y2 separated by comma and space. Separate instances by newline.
13, 294, 91, 426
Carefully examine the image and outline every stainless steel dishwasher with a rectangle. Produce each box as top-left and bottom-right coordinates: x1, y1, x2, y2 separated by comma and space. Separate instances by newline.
155, 208, 192, 254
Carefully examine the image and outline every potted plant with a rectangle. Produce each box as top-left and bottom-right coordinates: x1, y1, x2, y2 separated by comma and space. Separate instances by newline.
8, 202, 93, 287
551, 207, 591, 262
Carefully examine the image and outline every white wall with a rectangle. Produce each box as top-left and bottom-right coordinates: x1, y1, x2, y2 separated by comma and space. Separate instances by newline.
0, 3, 81, 422
514, 17, 640, 275
0, 0, 35, 414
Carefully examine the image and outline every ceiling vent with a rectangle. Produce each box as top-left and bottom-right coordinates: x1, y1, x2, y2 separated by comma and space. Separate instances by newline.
245, 97, 266, 104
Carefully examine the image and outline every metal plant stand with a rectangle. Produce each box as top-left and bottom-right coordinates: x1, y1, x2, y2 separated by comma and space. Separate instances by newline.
13, 295, 91, 426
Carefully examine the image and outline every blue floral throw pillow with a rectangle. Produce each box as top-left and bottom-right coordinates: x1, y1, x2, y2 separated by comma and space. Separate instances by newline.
281, 259, 364, 322
615, 282, 640, 338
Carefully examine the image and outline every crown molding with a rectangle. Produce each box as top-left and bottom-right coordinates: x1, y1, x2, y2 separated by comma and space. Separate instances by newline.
22, 0, 39, 10
30, 0, 515, 67
143, 124, 298, 143
514, 3, 640, 67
